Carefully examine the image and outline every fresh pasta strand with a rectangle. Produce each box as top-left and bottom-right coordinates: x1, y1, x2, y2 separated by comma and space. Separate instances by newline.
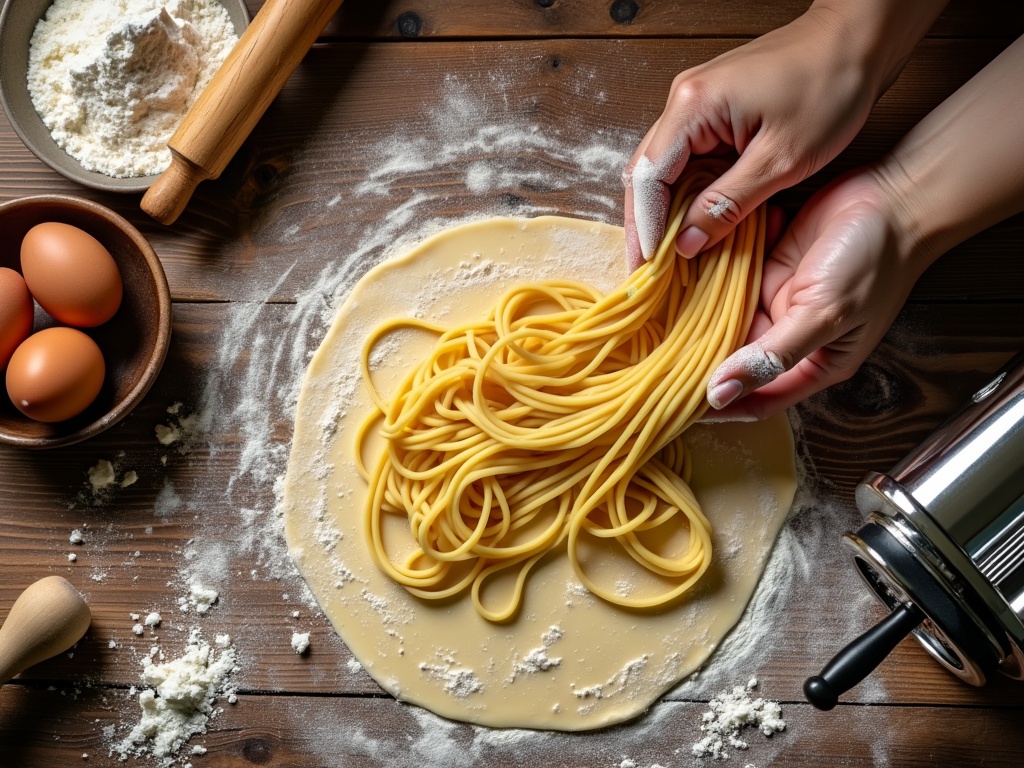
358, 161, 766, 622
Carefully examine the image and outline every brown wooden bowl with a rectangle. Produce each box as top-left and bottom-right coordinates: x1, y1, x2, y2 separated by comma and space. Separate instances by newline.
0, 196, 171, 449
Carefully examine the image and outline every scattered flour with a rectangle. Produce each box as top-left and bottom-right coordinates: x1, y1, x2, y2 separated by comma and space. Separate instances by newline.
82, 455, 139, 504
27, 0, 238, 178
87, 460, 116, 493
154, 480, 183, 518
111, 629, 238, 763
156, 403, 201, 449
347, 658, 363, 674
691, 679, 785, 760
707, 197, 733, 220
419, 653, 483, 698
179, 583, 219, 615
513, 626, 563, 680
571, 656, 649, 704
291, 632, 311, 655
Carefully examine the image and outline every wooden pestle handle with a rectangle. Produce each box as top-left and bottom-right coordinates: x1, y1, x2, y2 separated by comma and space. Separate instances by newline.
141, 0, 345, 225
0, 576, 91, 686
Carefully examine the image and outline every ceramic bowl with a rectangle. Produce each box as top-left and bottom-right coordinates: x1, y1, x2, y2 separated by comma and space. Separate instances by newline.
0, 195, 171, 449
0, 0, 250, 193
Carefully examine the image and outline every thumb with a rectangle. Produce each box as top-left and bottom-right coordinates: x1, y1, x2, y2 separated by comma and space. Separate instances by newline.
676, 137, 796, 258
706, 306, 832, 410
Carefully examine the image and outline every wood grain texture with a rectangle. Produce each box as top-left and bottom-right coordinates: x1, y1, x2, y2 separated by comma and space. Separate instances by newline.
1, 687, 1023, 767
1, 5, 1024, 766
245, 0, 1024, 41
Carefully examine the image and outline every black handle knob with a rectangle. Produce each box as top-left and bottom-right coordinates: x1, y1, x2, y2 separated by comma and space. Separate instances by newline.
804, 602, 924, 711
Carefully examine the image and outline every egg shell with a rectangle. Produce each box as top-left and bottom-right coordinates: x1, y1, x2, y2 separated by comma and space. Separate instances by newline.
0, 268, 34, 370
20, 222, 123, 327
6, 327, 105, 423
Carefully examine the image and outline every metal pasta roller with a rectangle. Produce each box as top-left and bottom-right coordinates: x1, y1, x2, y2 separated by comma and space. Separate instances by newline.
805, 350, 1024, 710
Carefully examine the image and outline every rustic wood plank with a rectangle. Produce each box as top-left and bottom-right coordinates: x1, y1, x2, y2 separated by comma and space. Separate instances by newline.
1, 686, 1022, 767
269, 0, 1024, 40
2, 39, 1019, 303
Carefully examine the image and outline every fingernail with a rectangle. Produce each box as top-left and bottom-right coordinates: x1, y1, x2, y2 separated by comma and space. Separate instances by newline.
707, 378, 743, 410
676, 226, 709, 259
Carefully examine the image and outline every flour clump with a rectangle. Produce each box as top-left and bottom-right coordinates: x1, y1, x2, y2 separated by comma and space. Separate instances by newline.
27, 0, 238, 178
692, 679, 785, 760
111, 630, 238, 762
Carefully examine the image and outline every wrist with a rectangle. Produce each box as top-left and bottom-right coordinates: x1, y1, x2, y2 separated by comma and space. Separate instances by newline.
866, 157, 940, 279
868, 35, 1024, 275
807, 0, 947, 97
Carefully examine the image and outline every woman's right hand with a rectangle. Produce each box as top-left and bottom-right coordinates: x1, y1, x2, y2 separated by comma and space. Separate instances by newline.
623, 0, 946, 271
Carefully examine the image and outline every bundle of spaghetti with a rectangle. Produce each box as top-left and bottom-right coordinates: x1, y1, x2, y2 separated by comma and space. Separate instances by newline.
358, 161, 766, 621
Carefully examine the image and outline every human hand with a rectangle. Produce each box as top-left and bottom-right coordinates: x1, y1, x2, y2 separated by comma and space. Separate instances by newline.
623, 0, 946, 271
705, 31, 1024, 421
703, 169, 927, 421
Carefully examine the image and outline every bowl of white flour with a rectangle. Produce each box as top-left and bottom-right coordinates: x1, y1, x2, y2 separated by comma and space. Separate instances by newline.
0, 0, 249, 193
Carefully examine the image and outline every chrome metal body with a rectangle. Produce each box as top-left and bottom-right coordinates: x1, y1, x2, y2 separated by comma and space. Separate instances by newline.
848, 351, 1024, 684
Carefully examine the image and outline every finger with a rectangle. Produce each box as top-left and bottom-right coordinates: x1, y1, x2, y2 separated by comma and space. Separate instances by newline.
624, 194, 645, 273
699, 374, 808, 422
706, 304, 837, 410
705, 352, 848, 421
675, 134, 801, 258
759, 256, 795, 316
624, 122, 660, 271
628, 112, 701, 261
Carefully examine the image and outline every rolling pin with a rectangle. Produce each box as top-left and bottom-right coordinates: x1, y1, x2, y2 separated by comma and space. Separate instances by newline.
141, 0, 345, 225
0, 576, 91, 686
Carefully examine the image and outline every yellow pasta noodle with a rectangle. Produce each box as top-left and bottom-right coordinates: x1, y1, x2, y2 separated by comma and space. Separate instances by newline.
357, 161, 766, 621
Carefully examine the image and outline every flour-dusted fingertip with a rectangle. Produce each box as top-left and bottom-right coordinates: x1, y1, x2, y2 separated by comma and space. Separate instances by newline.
727, 344, 786, 389
631, 155, 669, 260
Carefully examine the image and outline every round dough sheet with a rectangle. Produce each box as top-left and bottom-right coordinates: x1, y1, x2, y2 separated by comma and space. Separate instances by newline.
283, 217, 797, 730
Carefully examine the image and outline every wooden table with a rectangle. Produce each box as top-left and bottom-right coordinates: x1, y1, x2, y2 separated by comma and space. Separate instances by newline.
2, 1, 1023, 765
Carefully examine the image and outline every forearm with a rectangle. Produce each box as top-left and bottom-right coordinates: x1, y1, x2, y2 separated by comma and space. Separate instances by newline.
809, 0, 948, 95
873, 35, 1024, 272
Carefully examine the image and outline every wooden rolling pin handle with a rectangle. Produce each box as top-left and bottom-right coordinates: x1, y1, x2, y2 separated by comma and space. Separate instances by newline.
141, 0, 345, 225
141, 153, 210, 226
0, 576, 92, 686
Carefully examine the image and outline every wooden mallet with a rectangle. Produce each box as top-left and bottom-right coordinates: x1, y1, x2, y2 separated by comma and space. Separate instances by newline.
141, 0, 345, 225
0, 576, 91, 686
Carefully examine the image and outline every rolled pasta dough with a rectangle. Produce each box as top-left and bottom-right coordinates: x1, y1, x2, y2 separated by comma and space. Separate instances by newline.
283, 216, 797, 730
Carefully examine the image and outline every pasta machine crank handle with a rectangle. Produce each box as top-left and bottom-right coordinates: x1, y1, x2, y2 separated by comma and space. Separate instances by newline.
804, 602, 923, 711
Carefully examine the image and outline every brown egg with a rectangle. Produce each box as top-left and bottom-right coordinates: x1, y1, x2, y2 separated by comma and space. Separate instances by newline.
21, 222, 123, 327
6, 327, 105, 423
0, 267, 34, 370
